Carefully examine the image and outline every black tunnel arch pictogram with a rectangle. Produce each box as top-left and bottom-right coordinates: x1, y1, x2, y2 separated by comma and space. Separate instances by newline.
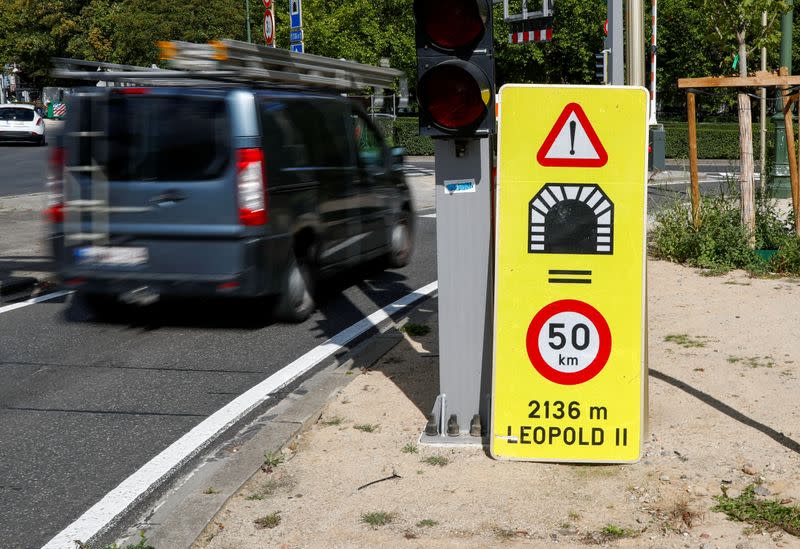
528, 184, 613, 255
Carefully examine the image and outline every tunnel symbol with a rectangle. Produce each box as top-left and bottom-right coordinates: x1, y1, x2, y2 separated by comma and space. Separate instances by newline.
528, 183, 613, 255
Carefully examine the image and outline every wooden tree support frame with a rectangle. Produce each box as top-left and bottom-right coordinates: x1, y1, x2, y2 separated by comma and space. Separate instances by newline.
678, 70, 800, 236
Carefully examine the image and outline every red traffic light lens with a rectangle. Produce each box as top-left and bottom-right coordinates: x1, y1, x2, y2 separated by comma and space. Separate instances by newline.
419, 61, 490, 131
415, 0, 488, 50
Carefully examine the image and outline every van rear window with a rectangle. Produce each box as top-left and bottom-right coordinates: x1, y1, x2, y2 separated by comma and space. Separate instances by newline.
104, 95, 230, 181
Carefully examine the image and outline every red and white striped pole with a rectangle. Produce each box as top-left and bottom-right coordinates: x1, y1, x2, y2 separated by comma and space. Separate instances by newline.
649, 0, 658, 125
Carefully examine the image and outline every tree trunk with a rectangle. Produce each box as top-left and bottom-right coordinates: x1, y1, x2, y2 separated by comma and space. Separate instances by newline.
737, 38, 756, 247
738, 92, 756, 247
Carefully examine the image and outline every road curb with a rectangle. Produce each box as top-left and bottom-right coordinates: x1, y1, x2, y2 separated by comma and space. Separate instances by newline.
114, 298, 436, 549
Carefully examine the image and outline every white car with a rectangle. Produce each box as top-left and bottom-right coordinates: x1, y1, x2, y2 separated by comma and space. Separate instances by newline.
0, 104, 46, 145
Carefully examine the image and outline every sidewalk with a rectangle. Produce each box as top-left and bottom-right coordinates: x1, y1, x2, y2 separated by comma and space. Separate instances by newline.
0, 193, 53, 301
184, 259, 800, 549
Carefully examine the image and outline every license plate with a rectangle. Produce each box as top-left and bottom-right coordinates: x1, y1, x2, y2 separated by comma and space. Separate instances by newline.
75, 246, 148, 266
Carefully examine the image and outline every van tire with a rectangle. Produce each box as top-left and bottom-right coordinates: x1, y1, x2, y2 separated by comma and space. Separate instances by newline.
74, 291, 117, 319
385, 210, 413, 269
274, 254, 315, 323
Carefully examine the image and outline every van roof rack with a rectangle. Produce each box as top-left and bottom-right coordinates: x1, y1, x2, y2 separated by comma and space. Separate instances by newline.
51, 39, 402, 92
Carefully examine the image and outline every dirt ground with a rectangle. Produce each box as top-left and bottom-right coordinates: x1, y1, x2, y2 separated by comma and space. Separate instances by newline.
193, 259, 800, 549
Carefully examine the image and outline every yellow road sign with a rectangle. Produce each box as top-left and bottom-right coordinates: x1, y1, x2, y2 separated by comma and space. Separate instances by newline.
491, 85, 648, 462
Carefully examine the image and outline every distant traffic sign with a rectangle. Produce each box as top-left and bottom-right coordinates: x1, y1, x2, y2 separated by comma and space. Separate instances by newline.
262, 0, 271, 7
290, 29, 304, 43
290, 0, 302, 29
290, 42, 304, 53
491, 85, 649, 463
263, 9, 275, 46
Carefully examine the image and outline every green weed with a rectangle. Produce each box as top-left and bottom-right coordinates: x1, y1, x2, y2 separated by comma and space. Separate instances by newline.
664, 333, 708, 348
713, 484, 800, 536
263, 451, 285, 468
771, 236, 800, 275
361, 511, 396, 527
421, 455, 449, 467
254, 512, 282, 529
600, 524, 635, 538
727, 355, 775, 368
649, 184, 800, 275
202, 487, 220, 495
321, 416, 344, 426
354, 423, 378, 433
416, 518, 438, 527
401, 442, 419, 454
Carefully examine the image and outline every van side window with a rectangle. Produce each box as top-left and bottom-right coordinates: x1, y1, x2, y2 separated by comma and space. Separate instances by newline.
351, 113, 386, 168
260, 101, 311, 169
261, 99, 351, 169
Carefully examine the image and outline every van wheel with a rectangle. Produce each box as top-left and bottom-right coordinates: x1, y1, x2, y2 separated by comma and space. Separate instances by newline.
274, 254, 315, 323
74, 291, 117, 319
385, 211, 413, 268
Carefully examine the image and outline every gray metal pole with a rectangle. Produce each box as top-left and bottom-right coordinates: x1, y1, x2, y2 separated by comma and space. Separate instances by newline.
608, 0, 624, 85
625, 0, 645, 86
423, 138, 493, 443
245, 0, 252, 43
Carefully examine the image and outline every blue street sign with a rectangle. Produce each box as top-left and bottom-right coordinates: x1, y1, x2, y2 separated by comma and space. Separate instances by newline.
290, 42, 304, 53
290, 29, 304, 42
290, 0, 302, 29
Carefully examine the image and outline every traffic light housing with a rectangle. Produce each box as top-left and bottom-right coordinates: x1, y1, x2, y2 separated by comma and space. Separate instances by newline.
595, 50, 608, 84
414, 0, 495, 138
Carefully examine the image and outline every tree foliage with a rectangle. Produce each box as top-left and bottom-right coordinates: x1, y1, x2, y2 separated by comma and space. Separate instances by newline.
0, 0, 795, 116
700, 0, 787, 75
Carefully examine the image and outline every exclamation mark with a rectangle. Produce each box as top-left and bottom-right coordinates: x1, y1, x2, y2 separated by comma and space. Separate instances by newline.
569, 120, 577, 156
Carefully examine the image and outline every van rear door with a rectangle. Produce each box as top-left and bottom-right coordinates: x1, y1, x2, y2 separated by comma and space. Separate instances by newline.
67, 89, 246, 279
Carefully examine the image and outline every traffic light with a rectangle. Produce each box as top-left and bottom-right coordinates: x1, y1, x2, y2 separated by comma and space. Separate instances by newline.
595, 50, 608, 84
414, 0, 495, 138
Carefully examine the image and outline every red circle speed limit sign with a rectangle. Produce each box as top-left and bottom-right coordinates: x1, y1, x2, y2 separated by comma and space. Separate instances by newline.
525, 300, 611, 385
263, 9, 275, 45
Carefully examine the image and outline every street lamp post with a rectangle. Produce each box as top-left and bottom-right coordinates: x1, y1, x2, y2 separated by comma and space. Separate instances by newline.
770, 0, 794, 198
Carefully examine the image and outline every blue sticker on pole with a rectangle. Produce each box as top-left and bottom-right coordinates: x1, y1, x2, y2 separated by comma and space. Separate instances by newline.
290, 29, 304, 42
290, 42, 304, 53
290, 0, 302, 29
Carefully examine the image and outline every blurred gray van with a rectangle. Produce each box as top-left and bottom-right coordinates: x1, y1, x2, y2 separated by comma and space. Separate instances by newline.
46, 87, 414, 322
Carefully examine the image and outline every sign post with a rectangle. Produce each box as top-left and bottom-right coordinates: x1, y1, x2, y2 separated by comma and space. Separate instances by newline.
491, 85, 648, 462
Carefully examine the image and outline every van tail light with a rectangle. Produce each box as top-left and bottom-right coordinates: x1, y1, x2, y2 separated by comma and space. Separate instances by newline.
236, 148, 268, 226
44, 146, 65, 223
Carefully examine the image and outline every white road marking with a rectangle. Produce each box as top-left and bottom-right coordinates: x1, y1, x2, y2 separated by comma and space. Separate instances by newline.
320, 232, 371, 258
419, 213, 436, 218
41, 280, 439, 549
0, 290, 71, 315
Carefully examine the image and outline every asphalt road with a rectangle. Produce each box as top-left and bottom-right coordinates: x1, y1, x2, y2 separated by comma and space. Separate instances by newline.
0, 143, 48, 197
0, 214, 437, 549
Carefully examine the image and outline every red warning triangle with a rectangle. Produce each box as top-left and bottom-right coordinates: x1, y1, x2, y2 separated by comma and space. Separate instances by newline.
536, 103, 608, 168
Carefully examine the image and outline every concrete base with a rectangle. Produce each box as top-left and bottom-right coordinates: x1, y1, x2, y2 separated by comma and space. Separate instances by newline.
419, 432, 485, 447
